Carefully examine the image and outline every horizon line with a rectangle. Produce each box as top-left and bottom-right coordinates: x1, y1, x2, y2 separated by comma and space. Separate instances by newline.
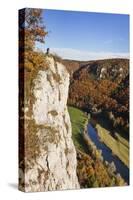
36, 46, 129, 61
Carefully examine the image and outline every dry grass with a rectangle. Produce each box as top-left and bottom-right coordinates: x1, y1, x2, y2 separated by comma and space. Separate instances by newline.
96, 124, 129, 167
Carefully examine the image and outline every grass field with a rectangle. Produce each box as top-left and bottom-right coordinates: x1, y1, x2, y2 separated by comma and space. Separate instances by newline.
96, 124, 129, 167
68, 106, 129, 168
68, 106, 88, 153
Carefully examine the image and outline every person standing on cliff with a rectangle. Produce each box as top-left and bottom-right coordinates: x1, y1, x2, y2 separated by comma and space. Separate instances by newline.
46, 48, 50, 55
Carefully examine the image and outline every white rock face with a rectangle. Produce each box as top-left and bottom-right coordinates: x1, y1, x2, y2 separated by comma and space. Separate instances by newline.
20, 57, 79, 192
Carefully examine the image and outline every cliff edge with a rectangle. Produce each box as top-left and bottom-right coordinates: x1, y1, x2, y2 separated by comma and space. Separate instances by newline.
19, 57, 79, 192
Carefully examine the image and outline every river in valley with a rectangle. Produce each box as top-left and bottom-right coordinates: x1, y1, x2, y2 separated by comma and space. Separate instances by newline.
88, 123, 129, 184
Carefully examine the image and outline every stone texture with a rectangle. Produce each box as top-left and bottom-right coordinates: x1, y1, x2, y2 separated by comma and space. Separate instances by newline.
19, 57, 79, 192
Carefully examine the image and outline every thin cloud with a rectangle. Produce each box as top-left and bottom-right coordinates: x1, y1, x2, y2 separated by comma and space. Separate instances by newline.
104, 39, 113, 44
50, 47, 129, 61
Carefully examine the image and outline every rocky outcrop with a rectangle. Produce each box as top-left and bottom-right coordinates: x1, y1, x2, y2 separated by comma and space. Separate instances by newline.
19, 57, 79, 192
72, 58, 129, 82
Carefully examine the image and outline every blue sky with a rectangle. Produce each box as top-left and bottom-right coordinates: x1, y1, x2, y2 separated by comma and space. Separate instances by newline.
37, 9, 129, 60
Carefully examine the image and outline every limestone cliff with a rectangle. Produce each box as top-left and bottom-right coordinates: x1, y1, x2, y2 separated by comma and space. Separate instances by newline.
19, 57, 79, 192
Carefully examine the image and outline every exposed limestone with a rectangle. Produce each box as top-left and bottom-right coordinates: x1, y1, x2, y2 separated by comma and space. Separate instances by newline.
19, 57, 79, 192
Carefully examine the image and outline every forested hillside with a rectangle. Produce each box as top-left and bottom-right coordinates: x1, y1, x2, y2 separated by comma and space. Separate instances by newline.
67, 58, 129, 137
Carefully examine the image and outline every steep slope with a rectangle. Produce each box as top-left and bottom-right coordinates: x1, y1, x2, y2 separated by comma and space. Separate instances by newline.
62, 60, 80, 77
63, 58, 129, 82
68, 58, 129, 137
110, 75, 129, 134
68, 59, 129, 112
72, 58, 129, 82
19, 57, 79, 192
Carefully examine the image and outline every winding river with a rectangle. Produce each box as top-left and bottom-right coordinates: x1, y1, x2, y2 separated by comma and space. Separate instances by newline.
88, 123, 129, 184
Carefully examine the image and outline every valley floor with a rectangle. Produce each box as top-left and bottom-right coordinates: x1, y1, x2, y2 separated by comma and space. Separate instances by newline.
68, 106, 129, 187
68, 106, 88, 153
96, 124, 129, 167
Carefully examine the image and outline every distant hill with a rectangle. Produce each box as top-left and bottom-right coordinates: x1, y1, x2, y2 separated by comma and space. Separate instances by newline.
63, 58, 129, 82
62, 59, 81, 76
